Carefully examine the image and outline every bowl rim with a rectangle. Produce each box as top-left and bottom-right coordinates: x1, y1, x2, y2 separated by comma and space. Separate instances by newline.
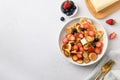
58, 17, 108, 66
60, 1, 79, 17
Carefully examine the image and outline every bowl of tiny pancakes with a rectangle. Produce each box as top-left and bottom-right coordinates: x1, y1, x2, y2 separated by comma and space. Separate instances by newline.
59, 17, 108, 66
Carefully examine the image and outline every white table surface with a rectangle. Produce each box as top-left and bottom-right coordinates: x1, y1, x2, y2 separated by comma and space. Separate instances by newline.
0, 0, 120, 80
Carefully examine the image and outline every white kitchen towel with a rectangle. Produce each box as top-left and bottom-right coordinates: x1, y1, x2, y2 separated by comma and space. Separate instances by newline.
85, 50, 120, 80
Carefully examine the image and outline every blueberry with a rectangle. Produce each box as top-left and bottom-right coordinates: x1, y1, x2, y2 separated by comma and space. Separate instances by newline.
63, 10, 67, 13
94, 38, 99, 42
65, 9, 69, 13
66, 12, 71, 16
60, 17, 65, 21
70, 1, 74, 6
72, 9, 75, 13
93, 44, 96, 48
71, 28, 77, 34
66, 7, 74, 16
80, 28, 85, 32
70, 8, 74, 12
91, 43, 96, 48
73, 6, 76, 9
70, 42, 74, 46
69, 12, 73, 15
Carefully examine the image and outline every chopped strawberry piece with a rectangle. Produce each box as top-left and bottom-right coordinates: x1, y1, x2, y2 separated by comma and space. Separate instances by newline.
78, 33, 84, 39
77, 52, 83, 59
94, 48, 101, 54
62, 37, 68, 44
109, 32, 116, 40
79, 46, 84, 52
88, 30, 95, 37
88, 46, 94, 53
95, 41, 103, 48
69, 34, 76, 41
77, 43, 82, 47
106, 19, 116, 25
83, 23, 90, 29
63, 1, 71, 10
72, 44, 79, 50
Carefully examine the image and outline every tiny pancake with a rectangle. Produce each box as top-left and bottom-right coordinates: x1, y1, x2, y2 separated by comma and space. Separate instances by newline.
77, 59, 83, 64
63, 49, 70, 57
89, 52, 97, 61
72, 55, 78, 61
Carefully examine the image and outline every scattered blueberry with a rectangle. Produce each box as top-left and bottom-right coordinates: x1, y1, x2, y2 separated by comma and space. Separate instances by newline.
70, 42, 74, 46
60, 17, 65, 21
71, 28, 77, 34
94, 38, 99, 42
80, 28, 85, 32
91, 43, 96, 48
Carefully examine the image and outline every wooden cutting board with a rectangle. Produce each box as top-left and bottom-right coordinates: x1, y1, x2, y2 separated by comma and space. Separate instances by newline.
85, 0, 120, 19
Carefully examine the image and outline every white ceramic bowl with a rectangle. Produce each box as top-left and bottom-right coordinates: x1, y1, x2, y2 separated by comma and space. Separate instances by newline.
58, 17, 108, 66
61, 1, 78, 17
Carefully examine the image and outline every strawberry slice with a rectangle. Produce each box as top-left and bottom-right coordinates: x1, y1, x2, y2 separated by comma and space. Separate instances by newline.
63, 1, 71, 10
109, 32, 116, 40
79, 46, 84, 52
88, 30, 95, 37
94, 48, 101, 54
83, 23, 90, 29
77, 52, 83, 59
106, 19, 116, 25
88, 46, 94, 53
62, 37, 68, 44
77, 43, 82, 48
72, 44, 79, 50
78, 33, 84, 39
69, 34, 76, 41
95, 41, 103, 48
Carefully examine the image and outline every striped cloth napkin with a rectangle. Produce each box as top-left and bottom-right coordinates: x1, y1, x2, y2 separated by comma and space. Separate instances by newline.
85, 50, 120, 80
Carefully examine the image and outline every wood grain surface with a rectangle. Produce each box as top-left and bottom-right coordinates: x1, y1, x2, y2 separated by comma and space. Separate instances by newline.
85, 0, 120, 19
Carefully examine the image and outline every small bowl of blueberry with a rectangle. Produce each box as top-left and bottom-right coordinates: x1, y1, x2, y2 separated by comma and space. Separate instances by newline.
61, 0, 78, 17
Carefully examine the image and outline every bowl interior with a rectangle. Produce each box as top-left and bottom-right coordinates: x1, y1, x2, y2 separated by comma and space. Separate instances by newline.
59, 17, 108, 66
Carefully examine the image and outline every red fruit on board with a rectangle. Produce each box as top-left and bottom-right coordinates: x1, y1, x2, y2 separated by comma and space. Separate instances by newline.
109, 32, 116, 40
106, 19, 116, 25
